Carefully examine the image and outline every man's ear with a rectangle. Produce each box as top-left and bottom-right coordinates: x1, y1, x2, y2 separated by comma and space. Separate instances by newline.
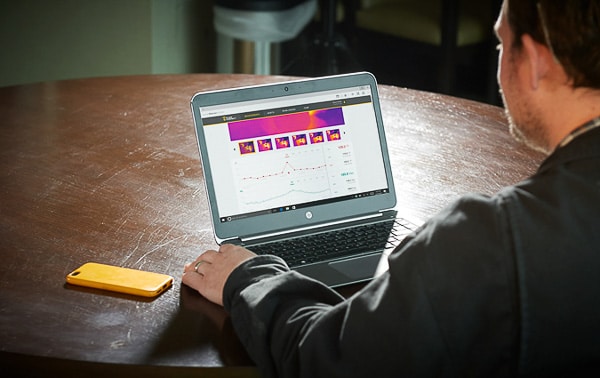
521, 34, 552, 90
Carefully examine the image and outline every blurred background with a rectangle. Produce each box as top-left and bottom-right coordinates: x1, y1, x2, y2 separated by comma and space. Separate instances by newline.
0, 0, 502, 104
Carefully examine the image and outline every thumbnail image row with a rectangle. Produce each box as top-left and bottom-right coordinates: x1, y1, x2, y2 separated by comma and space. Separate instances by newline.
238, 129, 342, 155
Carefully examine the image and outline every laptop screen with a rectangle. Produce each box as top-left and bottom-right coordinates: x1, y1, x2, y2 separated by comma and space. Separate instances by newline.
192, 73, 396, 242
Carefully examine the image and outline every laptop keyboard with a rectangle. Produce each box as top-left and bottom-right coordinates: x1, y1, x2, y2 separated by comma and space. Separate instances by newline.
249, 218, 415, 267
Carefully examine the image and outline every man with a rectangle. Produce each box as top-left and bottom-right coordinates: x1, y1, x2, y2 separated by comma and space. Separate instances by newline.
183, 0, 600, 376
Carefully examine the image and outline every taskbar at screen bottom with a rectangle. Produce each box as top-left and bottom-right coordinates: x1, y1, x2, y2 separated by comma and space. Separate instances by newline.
219, 188, 390, 223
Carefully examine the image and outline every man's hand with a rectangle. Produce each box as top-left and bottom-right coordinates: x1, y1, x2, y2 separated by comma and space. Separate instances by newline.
182, 244, 256, 306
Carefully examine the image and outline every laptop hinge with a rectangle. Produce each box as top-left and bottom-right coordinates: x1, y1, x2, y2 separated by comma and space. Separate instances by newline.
237, 210, 396, 244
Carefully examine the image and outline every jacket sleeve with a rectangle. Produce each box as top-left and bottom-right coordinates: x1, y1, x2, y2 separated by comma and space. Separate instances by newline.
223, 194, 519, 378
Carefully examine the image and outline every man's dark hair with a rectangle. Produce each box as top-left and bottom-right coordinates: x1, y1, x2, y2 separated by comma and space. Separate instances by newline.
507, 0, 600, 89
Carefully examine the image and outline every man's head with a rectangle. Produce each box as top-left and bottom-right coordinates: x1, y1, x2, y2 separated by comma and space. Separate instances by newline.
495, 0, 600, 153
506, 0, 600, 90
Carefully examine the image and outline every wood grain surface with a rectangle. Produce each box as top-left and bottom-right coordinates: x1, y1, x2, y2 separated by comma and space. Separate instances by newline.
0, 74, 544, 373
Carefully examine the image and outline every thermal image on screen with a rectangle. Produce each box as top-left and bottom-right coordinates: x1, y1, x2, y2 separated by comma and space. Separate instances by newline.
238, 141, 255, 155
275, 137, 291, 149
326, 129, 341, 141
292, 134, 308, 146
310, 132, 324, 144
228, 108, 344, 141
257, 139, 273, 152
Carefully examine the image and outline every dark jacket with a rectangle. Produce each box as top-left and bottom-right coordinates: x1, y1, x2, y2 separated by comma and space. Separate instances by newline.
224, 126, 600, 377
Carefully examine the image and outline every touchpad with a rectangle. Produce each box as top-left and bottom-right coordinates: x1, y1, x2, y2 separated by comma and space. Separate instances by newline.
329, 254, 380, 280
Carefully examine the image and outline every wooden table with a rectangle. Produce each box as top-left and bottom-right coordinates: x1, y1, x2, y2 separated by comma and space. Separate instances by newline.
0, 74, 544, 376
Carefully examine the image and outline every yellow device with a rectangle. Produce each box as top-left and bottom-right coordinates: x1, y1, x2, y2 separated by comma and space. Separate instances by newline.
66, 262, 173, 298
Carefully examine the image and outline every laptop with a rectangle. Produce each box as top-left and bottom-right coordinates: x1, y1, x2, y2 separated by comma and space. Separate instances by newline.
190, 72, 416, 287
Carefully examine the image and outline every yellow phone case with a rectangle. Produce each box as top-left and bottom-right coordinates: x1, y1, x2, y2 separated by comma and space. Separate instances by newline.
66, 262, 173, 297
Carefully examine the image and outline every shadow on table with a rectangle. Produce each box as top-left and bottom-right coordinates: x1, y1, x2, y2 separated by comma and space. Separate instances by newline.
143, 285, 255, 367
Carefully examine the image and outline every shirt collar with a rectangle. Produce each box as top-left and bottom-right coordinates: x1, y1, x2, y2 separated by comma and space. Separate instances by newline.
556, 116, 600, 150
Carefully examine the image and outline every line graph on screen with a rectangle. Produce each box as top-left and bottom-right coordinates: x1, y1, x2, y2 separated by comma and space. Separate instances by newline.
233, 147, 332, 212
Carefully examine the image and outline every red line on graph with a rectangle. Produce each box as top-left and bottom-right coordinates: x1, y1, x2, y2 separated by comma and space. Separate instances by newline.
241, 161, 327, 181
